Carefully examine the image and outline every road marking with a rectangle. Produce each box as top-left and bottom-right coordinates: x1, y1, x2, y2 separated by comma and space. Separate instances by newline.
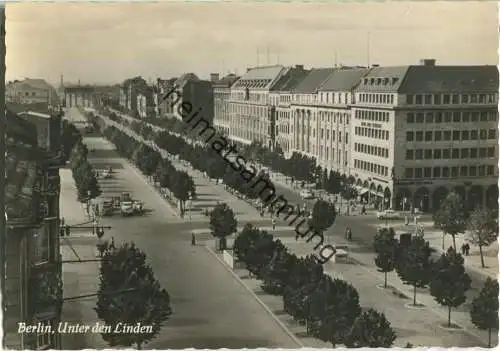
204, 246, 304, 348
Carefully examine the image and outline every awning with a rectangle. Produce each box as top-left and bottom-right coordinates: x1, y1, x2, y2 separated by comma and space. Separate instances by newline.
359, 188, 369, 196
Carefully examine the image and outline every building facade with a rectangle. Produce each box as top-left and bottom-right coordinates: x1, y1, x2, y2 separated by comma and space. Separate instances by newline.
172, 73, 214, 125
213, 73, 239, 136
228, 65, 288, 147
119, 76, 148, 114
155, 78, 178, 118
4, 108, 63, 350
6, 79, 59, 108
137, 86, 155, 119
352, 60, 499, 212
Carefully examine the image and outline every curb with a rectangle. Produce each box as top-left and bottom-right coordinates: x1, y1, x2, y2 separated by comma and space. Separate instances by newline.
204, 246, 304, 348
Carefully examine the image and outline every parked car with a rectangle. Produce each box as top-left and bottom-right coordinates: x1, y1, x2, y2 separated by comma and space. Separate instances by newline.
120, 201, 134, 216
300, 189, 315, 200
376, 209, 402, 220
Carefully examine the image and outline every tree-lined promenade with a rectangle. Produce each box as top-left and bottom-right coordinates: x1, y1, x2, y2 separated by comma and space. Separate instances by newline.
91, 107, 498, 347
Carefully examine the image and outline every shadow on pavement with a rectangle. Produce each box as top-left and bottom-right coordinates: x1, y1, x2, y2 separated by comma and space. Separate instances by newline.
148, 336, 281, 349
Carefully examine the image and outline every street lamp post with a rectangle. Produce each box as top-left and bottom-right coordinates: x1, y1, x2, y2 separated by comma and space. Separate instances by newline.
187, 192, 193, 219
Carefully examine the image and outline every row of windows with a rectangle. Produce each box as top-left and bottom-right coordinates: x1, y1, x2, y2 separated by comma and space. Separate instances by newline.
405, 147, 496, 160
404, 165, 496, 179
406, 110, 498, 124
354, 159, 389, 177
354, 142, 389, 158
406, 93, 496, 105
406, 129, 497, 142
358, 93, 395, 104
355, 109, 390, 122
355, 126, 390, 140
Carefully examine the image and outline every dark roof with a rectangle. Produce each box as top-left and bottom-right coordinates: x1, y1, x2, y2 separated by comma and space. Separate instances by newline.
354, 66, 409, 92
319, 68, 370, 91
6, 108, 38, 146
271, 67, 310, 92
7, 101, 55, 116
399, 65, 499, 93
292, 68, 336, 93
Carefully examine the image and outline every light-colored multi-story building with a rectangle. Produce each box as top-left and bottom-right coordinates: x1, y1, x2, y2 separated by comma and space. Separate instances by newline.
228, 65, 291, 147
155, 78, 178, 118
119, 76, 148, 114
269, 65, 310, 155
137, 86, 155, 119
213, 73, 239, 136
6, 78, 59, 108
351, 59, 498, 212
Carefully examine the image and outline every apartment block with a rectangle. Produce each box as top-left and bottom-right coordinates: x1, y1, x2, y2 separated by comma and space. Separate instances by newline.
171, 73, 214, 124
213, 73, 239, 136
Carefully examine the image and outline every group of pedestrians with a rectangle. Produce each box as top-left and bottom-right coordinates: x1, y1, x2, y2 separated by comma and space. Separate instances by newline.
461, 242, 471, 256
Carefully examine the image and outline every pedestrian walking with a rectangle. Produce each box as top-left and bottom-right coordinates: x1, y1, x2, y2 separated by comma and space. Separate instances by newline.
272, 219, 276, 231
347, 228, 352, 241
464, 243, 470, 256
191, 233, 196, 246
110, 236, 116, 250
461, 243, 466, 256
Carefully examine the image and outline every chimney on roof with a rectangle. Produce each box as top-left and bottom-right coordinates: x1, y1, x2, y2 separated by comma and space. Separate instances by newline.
210, 73, 220, 82
295, 65, 304, 70
419, 59, 436, 66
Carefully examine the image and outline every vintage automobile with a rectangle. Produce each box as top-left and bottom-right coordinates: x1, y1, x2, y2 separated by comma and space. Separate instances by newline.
376, 209, 402, 220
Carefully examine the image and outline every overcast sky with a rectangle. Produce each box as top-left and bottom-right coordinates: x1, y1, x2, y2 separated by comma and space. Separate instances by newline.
6, 1, 498, 85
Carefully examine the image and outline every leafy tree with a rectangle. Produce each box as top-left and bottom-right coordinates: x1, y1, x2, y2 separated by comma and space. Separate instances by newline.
467, 207, 499, 268
373, 227, 398, 288
340, 185, 358, 202
95, 242, 172, 349
433, 191, 467, 251
233, 224, 262, 264
308, 277, 361, 346
245, 231, 279, 278
470, 277, 499, 347
430, 247, 471, 327
172, 171, 195, 212
260, 242, 295, 294
209, 203, 237, 250
396, 236, 433, 306
344, 308, 397, 348
310, 200, 337, 235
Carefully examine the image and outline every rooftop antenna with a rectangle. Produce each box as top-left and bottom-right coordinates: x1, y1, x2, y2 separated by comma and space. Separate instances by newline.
367, 31, 371, 67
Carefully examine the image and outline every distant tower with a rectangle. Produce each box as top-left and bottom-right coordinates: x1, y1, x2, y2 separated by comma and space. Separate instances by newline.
60, 74, 64, 89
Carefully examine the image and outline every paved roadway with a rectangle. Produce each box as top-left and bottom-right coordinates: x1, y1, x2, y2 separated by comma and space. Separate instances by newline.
64, 108, 300, 349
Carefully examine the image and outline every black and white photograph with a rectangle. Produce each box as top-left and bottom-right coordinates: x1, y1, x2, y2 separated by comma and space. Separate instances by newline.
2, 1, 498, 349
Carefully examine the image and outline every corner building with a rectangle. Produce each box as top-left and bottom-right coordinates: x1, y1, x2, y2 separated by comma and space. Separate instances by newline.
352, 59, 499, 212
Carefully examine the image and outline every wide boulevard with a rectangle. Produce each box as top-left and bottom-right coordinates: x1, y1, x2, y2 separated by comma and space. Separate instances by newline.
63, 107, 300, 349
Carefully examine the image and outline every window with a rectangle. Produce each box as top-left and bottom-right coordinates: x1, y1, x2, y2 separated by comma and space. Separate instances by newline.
415, 95, 423, 104
480, 129, 487, 140
443, 149, 450, 159
424, 95, 432, 104
416, 113, 424, 123
462, 112, 470, 122
452, 95, 459, 104
453, 112, 461, 122
470, 148, 478, 158
443, 131, 451, 140
407, 95, 414, 104
488, 129, 496, 139
36, 319, 55, 349
460, 166, 468, 177
480, 111, 488, 121
420, 150, 431, 160
461, 148, 469, 158
415, 131, 423, 141
479, 148, 487, 158
433, 167, 441, 177
419, 167, 430, 178
479, 165, 486, 176
442, 167, 450, 178
471, 112, 479, 122
489, 112, 498, 121
406, 131, 414, 142
435, 112, 443, 123
405, 168, 414, 179
434, 149, 442, 159
469, 166, 477, 177
451, 166, 459, 178
405, 150, 414, 160
461, 130, 469, 140
452, 148, 459, 159
487, 165, 495, 176
471, 130, 478, 140
444, 112, 452, 123
434, 94, 441, 104
462, 94, 469, 103
443, 94, 450, 104
415, 149, 423, 160
488, 147, 495, 157
406, 113, 414, 123
424, 131, 432, 141
425, 113, 434, 123
434, 131, 442, 141
452, 130, 460, 141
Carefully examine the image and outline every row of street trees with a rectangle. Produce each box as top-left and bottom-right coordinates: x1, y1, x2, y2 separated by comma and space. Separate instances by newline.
102, 126, 196, 214
233, 223, 396, 347
433, 191, 498, 268
69, 139, 102, 203
374, 227, 498, 346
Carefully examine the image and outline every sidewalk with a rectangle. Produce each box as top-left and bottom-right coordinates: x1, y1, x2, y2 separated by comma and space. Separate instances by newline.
59, 168, 108, 349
